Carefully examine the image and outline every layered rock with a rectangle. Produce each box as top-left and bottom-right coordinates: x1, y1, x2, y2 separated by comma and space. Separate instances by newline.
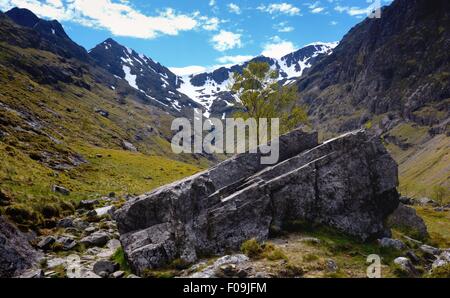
0, 216, 42, 277
115, 129, 399, 274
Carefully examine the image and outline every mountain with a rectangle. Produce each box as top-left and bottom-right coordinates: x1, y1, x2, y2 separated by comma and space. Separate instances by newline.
294, 0, 449, 198
89, 39, 201, 115
5, 8, 90, 62
177, 42, 337, 118
0, 7, 208, 230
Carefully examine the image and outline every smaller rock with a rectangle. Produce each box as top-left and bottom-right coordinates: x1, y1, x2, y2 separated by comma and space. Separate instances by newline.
52, 185, 70, 196
84, 226, 97, 234
432, 251, 450, 269
73, 219, 89, 230
112, 271, 125, 278
415, 197, 438, 207
94, 108, 109, 118
37, 236, 56, 250
326, 259, 338, 272
56, 236, 77, 251
57, 218, 73, 228
378, 238, 406, 250
399, 196, 413, 205
406, 251, 421, 264
93, 260, 118, 276
95, 206, 115, 216
127, 274, 141, 278
386, 204, 429, 240
19, 269, 44, 278
394, 257, 418, 277
80, 232, 109, 247
420, 245, 441, 257
78, 199, 99, 210
122, 140, 137, 152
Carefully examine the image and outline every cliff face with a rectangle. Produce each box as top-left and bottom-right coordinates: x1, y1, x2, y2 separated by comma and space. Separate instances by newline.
295, 0, 449, 198
297, 0, 449, 131
115, 130, 399, 274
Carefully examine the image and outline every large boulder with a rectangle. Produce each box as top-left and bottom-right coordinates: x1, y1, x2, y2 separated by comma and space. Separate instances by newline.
0, 216, 42, 277
115, 129, 399, 274
386, 203, 429, 240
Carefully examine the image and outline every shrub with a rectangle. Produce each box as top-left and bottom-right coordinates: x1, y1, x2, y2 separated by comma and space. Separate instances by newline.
241, 239, 263, 258
261, 243, 288, 261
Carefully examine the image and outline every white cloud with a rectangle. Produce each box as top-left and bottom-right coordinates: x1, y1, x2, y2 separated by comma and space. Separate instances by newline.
311, 7, 324, 13
258, 3, 300, 16
274, 22, 294, 32
261, 37, 296, 58
200, 16, 220, 31
169, 65, 207, 76
334, 5, 371, 16
216, 55, 253, 64
227, 3, 241, 14
211, 30, 242, 52
0, 0, 220, 39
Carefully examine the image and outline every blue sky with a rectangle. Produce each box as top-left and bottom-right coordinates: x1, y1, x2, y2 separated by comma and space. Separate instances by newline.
0, 0, 393, 74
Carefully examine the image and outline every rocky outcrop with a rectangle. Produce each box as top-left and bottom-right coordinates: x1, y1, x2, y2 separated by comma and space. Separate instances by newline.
386, 203, 429, 240
0, 216, 42, 277
115, 129, 399, 274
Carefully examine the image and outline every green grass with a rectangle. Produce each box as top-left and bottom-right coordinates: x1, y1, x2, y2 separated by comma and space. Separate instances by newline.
415, 207, 450, 247
0, 44, 207, 229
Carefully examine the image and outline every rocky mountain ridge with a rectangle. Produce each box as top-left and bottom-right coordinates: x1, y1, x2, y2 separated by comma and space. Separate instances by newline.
177, 42, 337, 118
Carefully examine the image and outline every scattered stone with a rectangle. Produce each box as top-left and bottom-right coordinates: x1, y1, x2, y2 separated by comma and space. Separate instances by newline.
72, 219, 89, 230
84, 226, 97, 234
394, 257, 418, 277
80, 232, 109, 247
78, 199, 99, 210
37, 236, 56, 250
57, 218, 74, 228
94, 108, 109, 118
432, 251, 450, 269
56, 236, 77, 251
406, 251, 421, 264
127, 274, 141, 278
122, 140, 137, 152
420, 245, 441, 257
326, 259, 338, 272
52, 185, 70, 196
386, 203, 429, 240
378, 238, 406, 251
93, 260, 117, 276
189, 255, 250, 278
95, 206, 115, 216
415, 197, 439, 207
19, 269, 44, 278
399, 196, 413, 205
112, 271, 125, 278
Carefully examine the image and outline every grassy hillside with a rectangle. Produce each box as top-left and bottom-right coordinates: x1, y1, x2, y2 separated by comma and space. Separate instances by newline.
0, 42, 206, 229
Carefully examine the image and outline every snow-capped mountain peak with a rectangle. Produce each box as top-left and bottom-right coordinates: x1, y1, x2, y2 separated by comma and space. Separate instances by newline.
176, 42, 338, 118
89, 38, 200, 114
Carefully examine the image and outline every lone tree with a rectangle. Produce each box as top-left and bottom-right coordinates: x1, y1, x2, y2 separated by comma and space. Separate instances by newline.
231, 61, 309, 134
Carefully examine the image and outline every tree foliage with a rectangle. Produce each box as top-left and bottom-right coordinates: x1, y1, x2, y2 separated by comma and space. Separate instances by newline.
231, 61, 309, 134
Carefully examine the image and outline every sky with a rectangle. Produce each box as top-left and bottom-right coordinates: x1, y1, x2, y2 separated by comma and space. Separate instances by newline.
0, 0, 393, 75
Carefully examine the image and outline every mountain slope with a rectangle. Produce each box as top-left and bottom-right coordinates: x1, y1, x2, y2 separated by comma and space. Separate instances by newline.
294, 0, 449, 199
89, 39, 201, 116
5, 7, 90, 62
0, 9, 206, 229
177, 42, 337, 117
